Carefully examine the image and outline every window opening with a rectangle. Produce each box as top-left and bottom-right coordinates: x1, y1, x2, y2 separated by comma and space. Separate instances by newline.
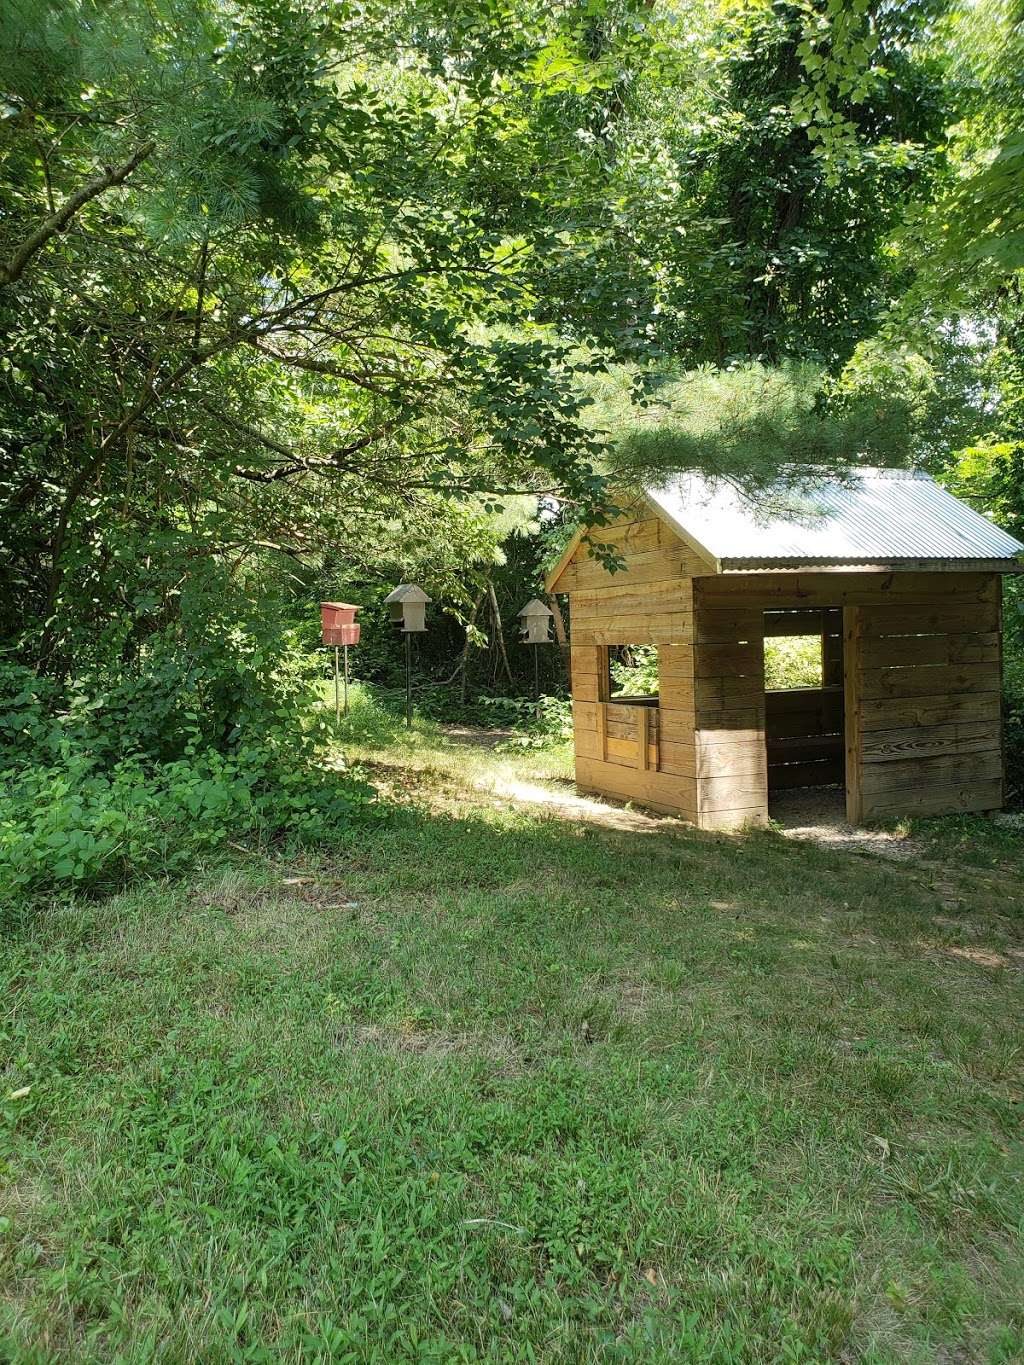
764, 635, 823, 691
607, 645, 659, 702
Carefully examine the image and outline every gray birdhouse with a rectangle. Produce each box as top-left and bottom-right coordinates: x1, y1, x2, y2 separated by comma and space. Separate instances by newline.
518, 597, 553, 645
384, 583, 430, 633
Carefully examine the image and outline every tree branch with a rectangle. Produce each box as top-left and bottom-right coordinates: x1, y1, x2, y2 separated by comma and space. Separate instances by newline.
0, 140, 156, 287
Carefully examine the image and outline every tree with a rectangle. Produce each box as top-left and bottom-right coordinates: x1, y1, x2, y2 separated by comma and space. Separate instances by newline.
0, 0, 630, 676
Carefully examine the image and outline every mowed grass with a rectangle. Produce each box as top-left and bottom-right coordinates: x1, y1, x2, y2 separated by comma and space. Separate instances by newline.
2, 717, 1023, 1362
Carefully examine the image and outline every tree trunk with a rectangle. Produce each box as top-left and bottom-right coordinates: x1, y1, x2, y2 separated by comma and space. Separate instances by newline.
459, 589, 485, 703
487, 581, 515, 688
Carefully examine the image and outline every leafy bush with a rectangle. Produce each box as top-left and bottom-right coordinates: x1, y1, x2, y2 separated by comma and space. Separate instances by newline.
0, 745, 377, 902
476, 693, 573, 748
0, 622, 380, 901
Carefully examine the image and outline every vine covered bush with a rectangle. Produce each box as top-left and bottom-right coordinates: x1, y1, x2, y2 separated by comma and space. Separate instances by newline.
0, 620, 379, 902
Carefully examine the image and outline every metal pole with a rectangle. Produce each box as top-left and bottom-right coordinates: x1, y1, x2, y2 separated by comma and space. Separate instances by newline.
533, 645, 540, 716
405, 631, 412, 728
334, 646, 340, 724
343, 644, 349, 716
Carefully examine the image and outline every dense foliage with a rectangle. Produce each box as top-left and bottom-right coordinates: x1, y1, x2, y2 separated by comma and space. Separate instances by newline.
2, 0, 1024, 895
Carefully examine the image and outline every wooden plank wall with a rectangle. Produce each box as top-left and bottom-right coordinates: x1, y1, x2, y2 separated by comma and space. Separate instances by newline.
765, 688, 844, 790
691, 598, 767, 829
563, 512, 707, 819
845, 583, 1004, 820
694, 570, 1004, 826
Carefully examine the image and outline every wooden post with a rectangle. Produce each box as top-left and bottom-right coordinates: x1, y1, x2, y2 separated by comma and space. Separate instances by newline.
843, 606, 863, 823
637, 705, 650, 771
405, 632, 412, 729
597, 702, 608, 762
343, 644, 349, 716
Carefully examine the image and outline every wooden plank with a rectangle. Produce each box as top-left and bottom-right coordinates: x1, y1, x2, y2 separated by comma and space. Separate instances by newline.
638, 706, 651, 771
844, 606, 864, 824
572, 547, 697, 590
698, 773, 768, 815
700, 807, 769, 831
584, 517, 662, 551
657, 643, 695, 677
860, 633, 1000, 668
694, 705, 765, 732
860, 661, 1000, 700
694, 609, 764, 645
573, 673, 600, 703
763, 609, 824, 637
658, 713, 697, 747
696, 726, 764, 748
860, 750, 1002, 797
822, 628, 843, 687
861, 779, 1003, 819
859, 692, 1002, 732
859, 601, 1000, 637
574, 728, 603, 760
572, 618, 694, 648
695, 675, 764, 709
597, 701, 608, 761
698, 741, 767, 780
575, 755, 697, 819
570, 644, 603, 675
861, 721, 1001, 763
767, 734, 844, 764
696, 571, 994, 611
768, 758, 844, 790
766, 699, 843, 741
657, 740, 696, 778
605, 716, 636, 741
572, 699, 599, 731
572, 579, 685, 610
694, 642, 764, 677
604, 735, 658, 766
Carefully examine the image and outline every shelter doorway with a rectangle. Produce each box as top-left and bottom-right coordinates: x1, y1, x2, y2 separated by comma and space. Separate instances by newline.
763, 609, 845, 808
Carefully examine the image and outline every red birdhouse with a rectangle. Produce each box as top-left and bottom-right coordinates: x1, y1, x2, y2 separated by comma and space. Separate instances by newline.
320, 602, 361, 646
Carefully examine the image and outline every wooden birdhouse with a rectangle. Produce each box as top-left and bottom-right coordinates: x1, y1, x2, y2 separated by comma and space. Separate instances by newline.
320, 602, 361, 646
384, 584, 430, 632
518, 597, 553, 645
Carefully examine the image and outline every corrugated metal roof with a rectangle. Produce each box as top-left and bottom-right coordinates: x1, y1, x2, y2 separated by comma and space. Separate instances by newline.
646, 468, 1024, 570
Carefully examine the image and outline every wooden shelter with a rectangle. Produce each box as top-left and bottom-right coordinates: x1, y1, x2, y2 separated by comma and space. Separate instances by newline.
545, 469, 1024, 829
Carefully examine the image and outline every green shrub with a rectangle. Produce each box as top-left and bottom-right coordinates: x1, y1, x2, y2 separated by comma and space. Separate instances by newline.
0, 745, 377, 902
477, 693, 573, 748
0, 622, 380, 901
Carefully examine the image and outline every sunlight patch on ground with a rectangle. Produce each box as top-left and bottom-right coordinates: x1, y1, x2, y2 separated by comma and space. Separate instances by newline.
479, 773, 680, 832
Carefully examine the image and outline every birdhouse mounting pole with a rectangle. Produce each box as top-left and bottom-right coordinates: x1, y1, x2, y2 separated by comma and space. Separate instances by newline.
334, 646, 340, 725
343, 644, 349, 717
405, 632, 412, 728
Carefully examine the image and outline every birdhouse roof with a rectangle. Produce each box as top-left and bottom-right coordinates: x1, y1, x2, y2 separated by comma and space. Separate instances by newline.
518, 597, 552, 617
384, 584, 431, 603
321, 602, 360, 611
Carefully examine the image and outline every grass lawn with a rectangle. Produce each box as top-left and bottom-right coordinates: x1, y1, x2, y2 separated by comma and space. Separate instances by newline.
2, 706, 1023, 1361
